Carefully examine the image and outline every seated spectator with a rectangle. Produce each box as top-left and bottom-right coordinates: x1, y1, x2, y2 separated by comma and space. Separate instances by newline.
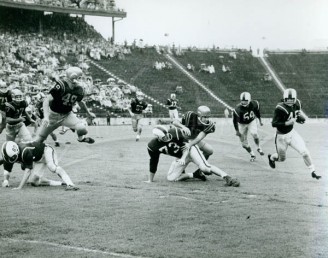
187, 63, 195, 72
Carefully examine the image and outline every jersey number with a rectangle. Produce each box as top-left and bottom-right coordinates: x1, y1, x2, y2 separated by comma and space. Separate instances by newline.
62, 93, 78, 106
243, 111, 255, 120
158, 142, 180, 154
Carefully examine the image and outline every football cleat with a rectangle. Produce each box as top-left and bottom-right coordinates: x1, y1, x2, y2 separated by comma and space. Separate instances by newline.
250, 155, 256, 162
268, 154, 275, 169
311, 172, 321, 180
193, 169, 207, 181
2, 180, 9, 188
224, 176, 240, 187
257, 148, 264, 156
55, 142, 60, 147
65, 185, 79, 191
136, 135, 140, 142
78, 137, 95, 144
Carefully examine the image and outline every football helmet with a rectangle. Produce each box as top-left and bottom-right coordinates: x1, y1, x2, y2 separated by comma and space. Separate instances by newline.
66, 67, 83, 83
11, 89, 24, 103
0, 80, 8, 93
170, 93, 176, 100
197, 106, 211, 125
283, 88, 297, 106
136, 91, 144, 101
240, 92, 251, 107
1, 141, 19, 163
152, 125, 172, 142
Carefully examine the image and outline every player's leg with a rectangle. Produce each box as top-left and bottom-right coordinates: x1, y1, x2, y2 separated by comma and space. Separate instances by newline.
50, 132, 60, 147
28, 163, 63, 187
35, 111, 63, 143
43, 145, 79, 189
0, 111, 6, 134
290, 130, 320, 179
136, 115, 145, 141
5, 124, 17, 141
63, 112, 94, 144
197, 141, 213, 160
167, 159, 189, 181
268, 133, 289, 168
239, 124, 255, 161
249, 120, 264, 155
17, 124, 33, 142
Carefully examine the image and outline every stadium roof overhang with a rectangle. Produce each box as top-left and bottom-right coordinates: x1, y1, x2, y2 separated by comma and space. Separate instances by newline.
0, 0, 127, 18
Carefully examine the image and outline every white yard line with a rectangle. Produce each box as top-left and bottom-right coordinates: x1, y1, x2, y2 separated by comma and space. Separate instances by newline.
1, 238, 150, 258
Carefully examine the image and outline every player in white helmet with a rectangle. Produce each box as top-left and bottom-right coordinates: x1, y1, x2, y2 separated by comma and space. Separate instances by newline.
268, 88, 320, 180
126, 90, 148, 141
232, 92, 264, 162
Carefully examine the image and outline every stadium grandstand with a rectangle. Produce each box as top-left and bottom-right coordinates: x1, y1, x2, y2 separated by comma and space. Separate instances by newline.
0, 0, 327, 125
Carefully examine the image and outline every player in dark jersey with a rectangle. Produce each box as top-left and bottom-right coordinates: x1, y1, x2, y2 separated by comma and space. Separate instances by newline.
127, 91, 148, 141
34, 67, 95, 144
268, 88, 320, 180
34, 93, 60, 147
146, 125, 239, 186
173, 105, 215, 159
0, 141, 78, 190
232, 92, 264, 162
0, 80, 12, 134
5, 89, 35, 142
166, 93, 180, 121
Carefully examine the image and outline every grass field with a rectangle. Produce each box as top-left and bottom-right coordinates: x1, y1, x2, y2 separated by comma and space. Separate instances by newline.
0, 120, 327, 258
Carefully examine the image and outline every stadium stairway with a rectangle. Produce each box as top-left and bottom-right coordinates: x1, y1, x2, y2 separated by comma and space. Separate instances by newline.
258, 56, 309, 118
165, 54, 234, 112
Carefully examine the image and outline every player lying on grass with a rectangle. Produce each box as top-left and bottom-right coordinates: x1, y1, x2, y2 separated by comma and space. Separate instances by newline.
0, 141, 79, 190
146, 125, 240, 186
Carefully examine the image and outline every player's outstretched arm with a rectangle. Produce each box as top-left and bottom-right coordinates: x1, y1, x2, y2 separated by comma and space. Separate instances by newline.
12, 169, 32, 190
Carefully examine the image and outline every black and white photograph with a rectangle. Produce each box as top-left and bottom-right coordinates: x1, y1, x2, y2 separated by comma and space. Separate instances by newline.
0, 0, 327, 257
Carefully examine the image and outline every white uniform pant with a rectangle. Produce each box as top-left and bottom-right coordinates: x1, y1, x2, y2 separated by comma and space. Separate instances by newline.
167, 146, 211, 181
275, 129, 308, 160
169, 109, 179, 120
238, 120, 258, 147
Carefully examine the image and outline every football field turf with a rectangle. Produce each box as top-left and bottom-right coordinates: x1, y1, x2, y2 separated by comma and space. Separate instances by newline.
0, 120, 327, 258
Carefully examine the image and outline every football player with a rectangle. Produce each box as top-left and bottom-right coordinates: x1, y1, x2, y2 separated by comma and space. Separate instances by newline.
146, 125, 240, 186
166, 93, 180, 121
5, 89, 35, 142
34, 67, 96, 144
0, 80, 12, 134
268, 88, 320, 179
126, 91, 148, 141
172, 105, 215, 160
0, 141, 78, 190
233, 92, 264, 162
34, 92, 60, 147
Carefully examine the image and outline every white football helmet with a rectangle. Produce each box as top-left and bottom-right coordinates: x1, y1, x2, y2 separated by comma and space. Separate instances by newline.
66, 66, 83, 83
240, 92, 251, 107
136, 91, 144, 101
0, 80, 8, 93
197, 105, 211, 125
170, 93, 176, 100
1, 141, 19, 163
11, 89, 24, 103
152, 125, 172, 142
283, 88, 297, 106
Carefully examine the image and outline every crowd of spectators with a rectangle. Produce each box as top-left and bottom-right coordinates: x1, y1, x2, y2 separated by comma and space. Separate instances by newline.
11, 0, 123, 12
0, 11, 140, 117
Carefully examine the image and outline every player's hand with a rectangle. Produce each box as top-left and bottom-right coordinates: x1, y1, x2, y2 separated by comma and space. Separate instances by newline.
42, 118, 49, 127
181, 126, 191, 136
177, 158, 186, 165
236, 131, 241, 137
181, 142, 191, 151
285, 118, 296, 126
20, 117, 26, 122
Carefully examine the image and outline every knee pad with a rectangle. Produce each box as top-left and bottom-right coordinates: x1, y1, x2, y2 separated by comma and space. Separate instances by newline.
242, 143, 250, 149
75, 122, 88, 136
278, 154, 286, 162
48, 163, 59, 173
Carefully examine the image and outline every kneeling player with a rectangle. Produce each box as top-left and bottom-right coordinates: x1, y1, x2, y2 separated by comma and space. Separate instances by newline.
147, 125, 240, 186
1, 141, 79, 190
